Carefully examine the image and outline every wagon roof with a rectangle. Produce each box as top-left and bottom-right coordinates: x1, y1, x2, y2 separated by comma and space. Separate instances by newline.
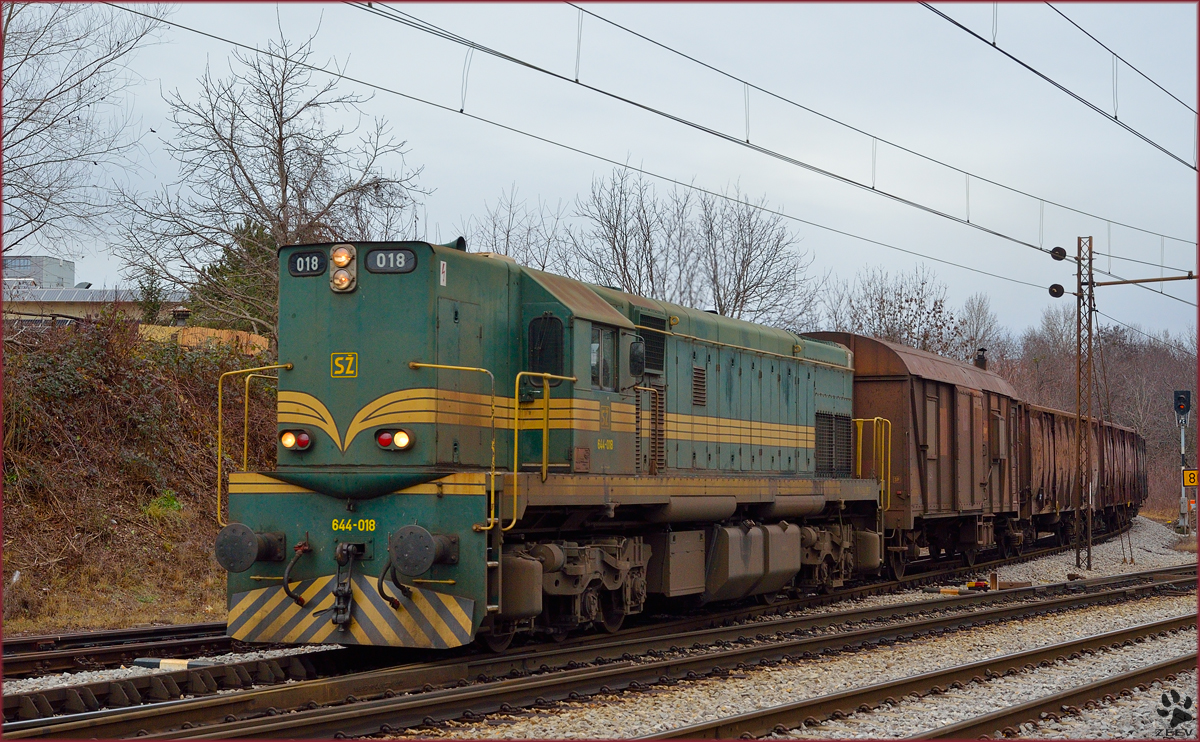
805, 332, 1018, 398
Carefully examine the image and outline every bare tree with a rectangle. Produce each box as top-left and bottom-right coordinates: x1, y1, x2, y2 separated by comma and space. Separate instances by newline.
820, 265, 960, 354
464, 184, 570, 272
115, 33, 425, 344
695, 186, 820, 327
568, 169, 667, 296
1, 3, 166, 255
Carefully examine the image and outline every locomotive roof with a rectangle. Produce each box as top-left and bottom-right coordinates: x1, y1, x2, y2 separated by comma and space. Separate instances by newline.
806, 332, 1018, 398
524, 268, 635, 330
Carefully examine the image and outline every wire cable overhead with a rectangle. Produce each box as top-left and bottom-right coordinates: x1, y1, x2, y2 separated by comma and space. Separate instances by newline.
567, 2, 1195, 248
921, 2, 1197, 172
104, 3, 1195, 348
350, 1, 1196, 304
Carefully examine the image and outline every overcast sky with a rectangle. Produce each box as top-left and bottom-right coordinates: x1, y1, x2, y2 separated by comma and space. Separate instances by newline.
79, 2, 1197, 338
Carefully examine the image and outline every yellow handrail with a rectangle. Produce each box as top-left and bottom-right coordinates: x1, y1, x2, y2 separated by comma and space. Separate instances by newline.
408, 362, 497, 532
853, 417, 892, 513
243, 373, 279, 471
511, 371, 577, 531
217, 363, 293, 526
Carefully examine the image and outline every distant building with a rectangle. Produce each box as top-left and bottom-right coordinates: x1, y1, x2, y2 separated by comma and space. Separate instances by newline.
3, 255, 78, 288
3, 254, 185, 325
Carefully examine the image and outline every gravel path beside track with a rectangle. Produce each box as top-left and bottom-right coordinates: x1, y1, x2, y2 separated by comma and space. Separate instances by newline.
984, 517, 1194, 584
383, 594, 1196, 739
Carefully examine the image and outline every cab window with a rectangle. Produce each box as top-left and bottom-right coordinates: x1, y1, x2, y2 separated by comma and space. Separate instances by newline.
590, 325, 616, 391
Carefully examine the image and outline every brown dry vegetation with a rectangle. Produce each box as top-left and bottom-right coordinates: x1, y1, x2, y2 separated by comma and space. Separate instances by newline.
2, 310, 276, 634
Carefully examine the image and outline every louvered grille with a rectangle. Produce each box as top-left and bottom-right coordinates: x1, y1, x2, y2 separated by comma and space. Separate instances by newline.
640, 315, 667, 373
692, 366, 707, 406
816, 412, 853, 477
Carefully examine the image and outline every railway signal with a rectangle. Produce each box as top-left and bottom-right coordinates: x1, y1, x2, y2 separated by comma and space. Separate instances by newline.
1176, 391, 1192, 535
1048, 243, 1198, 558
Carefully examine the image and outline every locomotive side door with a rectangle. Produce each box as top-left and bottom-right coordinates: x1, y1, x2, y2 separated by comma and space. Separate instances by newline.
436, 297, 483, 465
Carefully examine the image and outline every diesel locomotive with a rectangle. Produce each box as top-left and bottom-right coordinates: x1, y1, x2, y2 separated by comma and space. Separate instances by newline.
214, 239, 1146, 650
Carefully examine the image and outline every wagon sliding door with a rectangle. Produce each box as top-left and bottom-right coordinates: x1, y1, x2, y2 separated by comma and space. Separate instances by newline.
953, 386, 983, 511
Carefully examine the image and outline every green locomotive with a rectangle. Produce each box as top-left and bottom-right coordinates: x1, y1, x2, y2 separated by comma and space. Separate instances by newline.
215, 239, 884, 650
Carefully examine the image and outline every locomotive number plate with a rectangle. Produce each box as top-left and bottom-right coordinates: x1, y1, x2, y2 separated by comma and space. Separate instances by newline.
333, 518, 376, 532
331, 352, 358, 377
289, 251, 327, 276
365, 248, 417, 274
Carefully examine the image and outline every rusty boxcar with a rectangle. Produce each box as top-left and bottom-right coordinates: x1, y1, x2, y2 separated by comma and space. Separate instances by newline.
810, 333, 1146, 578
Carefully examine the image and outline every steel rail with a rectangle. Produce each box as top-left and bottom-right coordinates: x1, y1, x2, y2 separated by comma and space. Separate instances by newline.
640, 616, 1198, 739
908, 651, 1199, 739
2, 523, 1175, 720
10, 572, 1190, 739
6, 562, 1186, 726
3, 623, 230, 679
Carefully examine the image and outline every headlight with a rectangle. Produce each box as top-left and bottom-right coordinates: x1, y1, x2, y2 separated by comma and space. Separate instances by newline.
328, 244, 357, 292
376, 429, 413, 450
280, 430, 311, 450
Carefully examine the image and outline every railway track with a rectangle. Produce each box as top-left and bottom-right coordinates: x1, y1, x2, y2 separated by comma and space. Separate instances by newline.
2, 539, 1181, 724
640, 616, 1197, 739
0, 523, 1121, 684
2, 623, 233, 679
5, 563, 1192, 739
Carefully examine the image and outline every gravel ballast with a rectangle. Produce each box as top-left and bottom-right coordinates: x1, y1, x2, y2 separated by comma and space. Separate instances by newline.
385, 594, 1196, 739
980, 516, 1195, 585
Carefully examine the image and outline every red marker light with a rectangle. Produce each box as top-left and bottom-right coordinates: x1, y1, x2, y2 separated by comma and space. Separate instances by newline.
377, 431, 393, 447
295, 431, 311, 449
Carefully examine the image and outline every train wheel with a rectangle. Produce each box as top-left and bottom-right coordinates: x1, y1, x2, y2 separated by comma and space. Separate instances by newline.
480, 630, 515, 652
997, 538, 1011, 561
548, 631, 570, 644
757, 591, 780, 605
886, 550, 906, 580
962, 548, 978, 568
600, 592, 625, 634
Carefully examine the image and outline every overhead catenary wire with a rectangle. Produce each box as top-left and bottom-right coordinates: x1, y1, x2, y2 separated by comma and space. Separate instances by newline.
565, 2, 1196, 250
105, 4, 1049, 293
921, 2, 1197, 172
1045, 2, 1197, 116
107, 3, 1194, 350
349, 2, 1197, 302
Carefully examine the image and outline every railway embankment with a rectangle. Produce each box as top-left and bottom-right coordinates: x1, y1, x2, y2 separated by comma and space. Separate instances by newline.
2, 312, 276, 633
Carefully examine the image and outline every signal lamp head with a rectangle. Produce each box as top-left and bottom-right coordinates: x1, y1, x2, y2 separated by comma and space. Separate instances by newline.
376, 429, 412, 450
331, 246, 353, 267
1050, 246, 1067, 261
280, 429, 312, 451
331, 269, 352, 290
1049, 284, 1064, 298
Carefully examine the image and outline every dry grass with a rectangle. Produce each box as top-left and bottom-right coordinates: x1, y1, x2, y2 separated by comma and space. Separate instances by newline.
1173, 537, 1198, 553
2, 310, 276, 635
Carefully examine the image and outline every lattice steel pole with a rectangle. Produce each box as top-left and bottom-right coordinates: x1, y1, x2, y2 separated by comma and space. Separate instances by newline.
1074, 236, 1095, 570
1084, 238, 1095, 571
